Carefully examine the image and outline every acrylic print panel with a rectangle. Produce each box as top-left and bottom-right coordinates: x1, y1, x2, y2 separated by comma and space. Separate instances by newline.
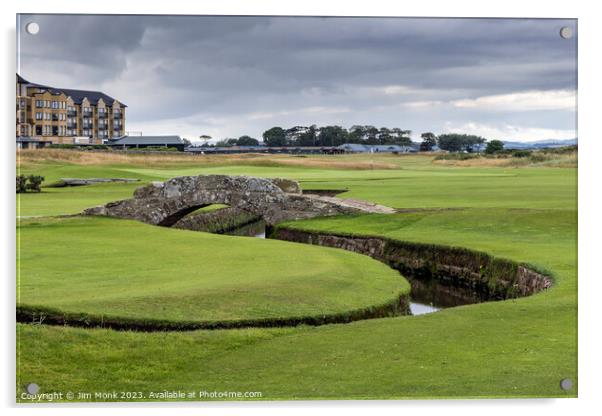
16, 14, 577, 402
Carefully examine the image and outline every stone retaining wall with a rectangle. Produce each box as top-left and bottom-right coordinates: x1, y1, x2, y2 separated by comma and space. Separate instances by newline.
271, 227, 552, 300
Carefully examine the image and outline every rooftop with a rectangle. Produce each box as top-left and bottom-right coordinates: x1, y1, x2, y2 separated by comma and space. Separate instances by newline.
107, 135, 184, 146
17, 74, 126, 107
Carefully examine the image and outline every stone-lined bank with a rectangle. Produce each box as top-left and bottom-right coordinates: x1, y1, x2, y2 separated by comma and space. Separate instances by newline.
269, 226, 552, 301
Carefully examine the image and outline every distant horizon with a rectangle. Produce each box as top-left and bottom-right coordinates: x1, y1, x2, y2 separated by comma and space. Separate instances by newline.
19, 15, 577, 143
179, 131, 578, 145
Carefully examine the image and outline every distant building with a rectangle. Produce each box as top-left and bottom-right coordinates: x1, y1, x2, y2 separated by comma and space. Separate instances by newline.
337, 143, 416, 153
185, 145, 341, 155
106, 135, 186, 151
16, 74, 126, 146
16, 136, 52, 150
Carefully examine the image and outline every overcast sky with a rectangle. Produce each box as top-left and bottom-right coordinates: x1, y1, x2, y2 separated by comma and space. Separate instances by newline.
18, 15, 577, 143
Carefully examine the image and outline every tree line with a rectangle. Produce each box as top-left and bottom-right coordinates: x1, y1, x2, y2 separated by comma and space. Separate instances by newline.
262, 125, 414, 147
197, 126, 490, 153
198, 125, 415, 148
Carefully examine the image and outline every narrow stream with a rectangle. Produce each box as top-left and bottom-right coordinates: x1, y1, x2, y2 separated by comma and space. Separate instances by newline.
224, 219, 267, 238
225, 221, 481, 316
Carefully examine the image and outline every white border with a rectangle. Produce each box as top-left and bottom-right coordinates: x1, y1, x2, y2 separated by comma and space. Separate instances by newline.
2, 1, 600, 415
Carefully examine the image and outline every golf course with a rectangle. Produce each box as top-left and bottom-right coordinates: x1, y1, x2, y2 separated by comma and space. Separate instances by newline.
16, 149, 577, 400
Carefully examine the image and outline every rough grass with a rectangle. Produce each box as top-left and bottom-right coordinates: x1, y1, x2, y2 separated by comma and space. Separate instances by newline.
17, 149, 398, 170
433, 150, 577, 168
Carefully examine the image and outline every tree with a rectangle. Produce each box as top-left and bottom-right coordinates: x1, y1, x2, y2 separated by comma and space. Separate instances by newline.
438, 134, 486, 152
215, 139, 234, 147
296, 125, 318, 146
388, 128, 412, 146
182, 138, 191, 147
318, 126, 349, 147
364, 126, 379, 144
420, 132, 437, 151
199, 134, 212, 146
262, 127, 287, 146
485, 140, 504, 154
377, 127, 392, 144
348, 125, 366, 143
237, 135, 260, 146
396, 134, 413, 147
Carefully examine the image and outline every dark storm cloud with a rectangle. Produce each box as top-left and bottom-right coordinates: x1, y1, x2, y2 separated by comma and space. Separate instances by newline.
18, 15, 577, 141
19, 14, 147, 76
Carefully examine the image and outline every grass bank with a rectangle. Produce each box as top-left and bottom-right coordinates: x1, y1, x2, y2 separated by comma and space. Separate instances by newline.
17, 216, 409, 327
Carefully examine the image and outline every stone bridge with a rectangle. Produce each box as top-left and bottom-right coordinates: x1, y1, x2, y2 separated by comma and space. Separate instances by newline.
83, 175, 394, 226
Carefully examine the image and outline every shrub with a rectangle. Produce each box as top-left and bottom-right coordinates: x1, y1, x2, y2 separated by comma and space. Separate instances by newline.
540, 145, 577, 154
25, 175, 44, 192
434, 152, 480, 161
512, 150, 532, 158
529, 153, 549, 163
16, 175, 44, 193
16, 175, 27, 193
484, 140, 504, 155
48, 144, 77, 149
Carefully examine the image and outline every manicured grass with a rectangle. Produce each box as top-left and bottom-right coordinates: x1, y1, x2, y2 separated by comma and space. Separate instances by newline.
17, 216, 408, 323
18, 153, 576, 217
17, 183, 141, 217
17, 207, 577, 400
16, 150, 577, 401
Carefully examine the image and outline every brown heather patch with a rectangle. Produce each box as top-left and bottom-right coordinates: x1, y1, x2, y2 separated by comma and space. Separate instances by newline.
432, 151, 577, 168
16, 149, 398, 170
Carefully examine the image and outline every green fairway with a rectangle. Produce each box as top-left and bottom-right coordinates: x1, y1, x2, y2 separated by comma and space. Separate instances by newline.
17, 153, 575, 217
18, 216, 407, 324
16, 150, 577, 400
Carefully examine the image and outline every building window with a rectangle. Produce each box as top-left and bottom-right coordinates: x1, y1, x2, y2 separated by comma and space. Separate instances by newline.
35, 112, 43, 120
35, 100, 43, 108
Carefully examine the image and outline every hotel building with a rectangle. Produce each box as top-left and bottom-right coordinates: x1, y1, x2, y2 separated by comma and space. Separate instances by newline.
16, 74, 126, 145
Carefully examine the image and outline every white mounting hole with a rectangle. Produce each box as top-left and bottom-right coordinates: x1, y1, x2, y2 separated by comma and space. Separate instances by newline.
559, 26, 573, 40
25, 22, 40, 35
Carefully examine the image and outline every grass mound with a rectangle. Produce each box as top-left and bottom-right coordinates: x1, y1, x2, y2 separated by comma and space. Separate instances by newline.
17, 216, 409, 328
